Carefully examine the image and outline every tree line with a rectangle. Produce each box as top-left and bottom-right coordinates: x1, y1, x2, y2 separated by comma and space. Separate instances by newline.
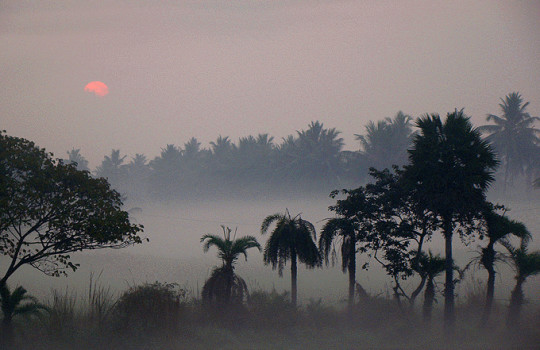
198, 111, 539, 337
67, 92, 540, 200
0, 93, 539, 345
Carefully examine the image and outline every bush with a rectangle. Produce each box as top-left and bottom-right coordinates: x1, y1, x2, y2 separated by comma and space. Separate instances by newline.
112, 282, 186, 333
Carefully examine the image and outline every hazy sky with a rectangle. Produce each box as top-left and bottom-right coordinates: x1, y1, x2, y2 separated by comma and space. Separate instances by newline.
2, 0, 539, 167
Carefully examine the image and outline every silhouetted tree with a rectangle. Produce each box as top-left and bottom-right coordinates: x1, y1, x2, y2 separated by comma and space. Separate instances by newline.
201, 226, 260, 304
416, 252, 446, 322
501, 237, 540, 328
261, 210, 321, 307
319, 217, 360, 308
0, 131, 144, 288
356, 111, 415, 170
0, 284, 47, 346
403, 110, 498, 329
66, 148, 89, 171
478, 204, 530, 326
149, 144, 183, 197
276, 121, 344, 188
95, 149, 127, 189
479, 92, 540, 189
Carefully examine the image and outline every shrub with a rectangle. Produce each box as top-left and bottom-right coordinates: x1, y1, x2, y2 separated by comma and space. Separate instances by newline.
112, 282, 186, 333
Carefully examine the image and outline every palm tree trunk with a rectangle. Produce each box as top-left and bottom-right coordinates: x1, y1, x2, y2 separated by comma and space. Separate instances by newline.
443, 218, 455, 331
348, 244, 356, 309
481, 243, 496, 326
423, 278, 435, 322
291, 254, 298, 307
507, 276, 524, 327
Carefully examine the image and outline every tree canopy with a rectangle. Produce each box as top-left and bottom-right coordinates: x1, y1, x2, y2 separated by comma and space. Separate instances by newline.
0, 131, 145, 286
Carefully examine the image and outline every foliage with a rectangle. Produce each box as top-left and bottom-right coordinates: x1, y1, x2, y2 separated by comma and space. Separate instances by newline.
501, 238, 540, 327
402, 110, 498, 327
479, 92, 540, 188
356, 111, 415, 170
201, 226, 260, 305
1, 284, 47, 346
66, 149, 89, 171
261, 210, 321, 306
477, 203, 531, 325
113, 282, 186, 332
0, 131, 145, 285
201, 266, 249, 305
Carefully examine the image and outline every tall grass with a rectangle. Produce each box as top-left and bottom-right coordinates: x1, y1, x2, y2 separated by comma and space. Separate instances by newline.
8, 280, 540, 350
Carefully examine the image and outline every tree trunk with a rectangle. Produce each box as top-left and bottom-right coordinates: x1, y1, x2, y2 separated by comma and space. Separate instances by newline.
1, 315, 14, 348
291, 254, 298, 307
507, 276, 524, 327
443, 218, 455, 331
225, 267, 233, 304
481, 243, 496, 326
348, 243, 356, 309
410, 275, 427, 308
423, 278, 435, 322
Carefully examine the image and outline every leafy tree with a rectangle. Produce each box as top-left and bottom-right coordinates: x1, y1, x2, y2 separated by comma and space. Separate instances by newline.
500, 237, 540, 327
477, 204, 530, 325
0, 284, 47, 346
0, 131, 145, 288
356, 111, 415, 170
261, 210, 321, 307
479, 92, 540, 189
402, 110, 498, 328
66, 148, 89, 172
201, 226, 260, 304
319, 185, 379, 308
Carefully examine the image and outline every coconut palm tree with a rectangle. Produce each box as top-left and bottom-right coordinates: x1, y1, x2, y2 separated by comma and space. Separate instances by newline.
500, 238, 540, 327
403, 110, 498, 329
1, 283, 47, 346
355, 111, 415, 170
479, 92, 540, 189
416, 251, 446, 322
66, 148, 89, 171
201, 226, 260, 305
95, 149, 127, 188
319, 217, 358, 308
261, 210, 321, 307
478, 204, 530, 325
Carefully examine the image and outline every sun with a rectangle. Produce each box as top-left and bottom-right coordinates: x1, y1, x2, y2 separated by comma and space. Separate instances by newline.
84, 81, 109, 97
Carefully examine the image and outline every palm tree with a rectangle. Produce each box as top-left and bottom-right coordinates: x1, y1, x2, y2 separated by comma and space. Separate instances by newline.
66, 148, 89, 171
416, 252, 446, 322
479, 92, 540, 189
403, 110, 498, 329
478, 204, 530, 325
500, 238, 540, 327
276, 121, 344, 187
261, 210, 321, 307
1, 283, 47, 346
319, 218, 358, 308
355, 111, 415, 170
201, 226, 261, 304
95, 149, 127, 187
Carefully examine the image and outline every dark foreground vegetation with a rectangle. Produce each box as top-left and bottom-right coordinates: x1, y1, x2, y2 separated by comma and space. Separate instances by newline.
5, 281, 540, 350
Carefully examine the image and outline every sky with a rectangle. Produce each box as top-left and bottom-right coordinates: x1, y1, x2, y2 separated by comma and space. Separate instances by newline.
1, 0, 540, 167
